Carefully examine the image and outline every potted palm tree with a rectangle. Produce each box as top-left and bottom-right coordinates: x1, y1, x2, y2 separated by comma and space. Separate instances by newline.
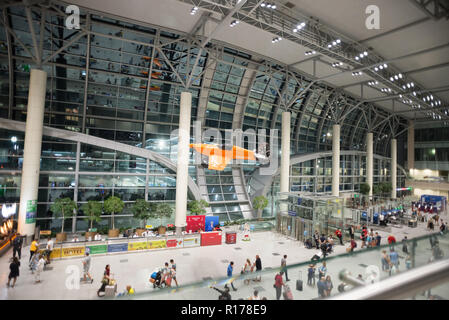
50, 197, 77, 242
103, 196, 124, 238
253, 195, 269, 219
154, 203, 173, 235
187, 199, 209, 215
131, 199, 156, 236
81, 200, 102, 240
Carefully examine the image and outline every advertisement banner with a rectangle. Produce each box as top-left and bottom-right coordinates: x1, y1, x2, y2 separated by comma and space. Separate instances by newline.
166, 238, 183, 248
183, 236, 200, 248
61, 246, 85, 258
39, 248, 61, 259
108, 243, 129, 253
148, 240, 166, 249
25, 200, 37, 224
205, 216, 219, 231
186, 215, 205, 233
128, 241, 148, 251
86, 245, 107, 255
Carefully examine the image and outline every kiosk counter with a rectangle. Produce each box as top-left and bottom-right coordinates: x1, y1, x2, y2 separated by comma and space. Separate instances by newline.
200, 231, 222, 246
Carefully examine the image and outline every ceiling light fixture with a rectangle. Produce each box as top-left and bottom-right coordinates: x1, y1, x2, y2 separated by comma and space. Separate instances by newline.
230, 20, 239, 27
190, 6, 198, 15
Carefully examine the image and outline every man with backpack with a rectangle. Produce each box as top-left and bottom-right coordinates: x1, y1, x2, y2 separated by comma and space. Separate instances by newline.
12, 233, 23, 260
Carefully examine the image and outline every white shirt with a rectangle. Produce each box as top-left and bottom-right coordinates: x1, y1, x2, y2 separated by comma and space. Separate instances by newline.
37, 258, 45, 271
47, 239, 54, 250
250, 295, 261, 300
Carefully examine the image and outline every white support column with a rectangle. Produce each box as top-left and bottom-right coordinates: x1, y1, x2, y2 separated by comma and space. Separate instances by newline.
407, 120, 415, 171
367, 132, 373, 198
280, 112, 291, 212
18, 69, 47, 240
391, 138, 397, 199
175, 92, 192, 236
332, 124, 340, 197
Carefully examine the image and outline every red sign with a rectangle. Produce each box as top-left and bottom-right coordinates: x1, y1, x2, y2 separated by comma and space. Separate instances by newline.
201, 231, 222, 247
166, 239, 183, 248
186, 215, 205, 233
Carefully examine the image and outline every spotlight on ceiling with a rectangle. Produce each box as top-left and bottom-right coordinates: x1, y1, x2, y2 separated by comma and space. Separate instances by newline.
272, 36, 282, 43
230, 20, 239, 27
190, 6, 198, 15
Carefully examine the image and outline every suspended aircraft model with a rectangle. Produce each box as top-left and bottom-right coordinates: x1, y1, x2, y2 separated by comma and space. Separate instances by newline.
189, 143, 270, 171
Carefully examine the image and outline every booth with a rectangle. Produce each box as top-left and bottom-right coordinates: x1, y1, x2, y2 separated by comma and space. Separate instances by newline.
200, 231, 222, 246
373, 212, 379, 224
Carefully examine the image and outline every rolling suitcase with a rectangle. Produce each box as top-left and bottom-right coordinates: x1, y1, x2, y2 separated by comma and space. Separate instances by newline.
105, 283, 117, 297
296, 271, 303, 291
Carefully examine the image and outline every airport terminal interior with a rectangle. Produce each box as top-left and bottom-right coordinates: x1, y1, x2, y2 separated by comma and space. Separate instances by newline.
0, 0, 448, 300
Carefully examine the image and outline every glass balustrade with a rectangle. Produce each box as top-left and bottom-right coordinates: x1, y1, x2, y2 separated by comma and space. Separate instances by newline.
112, 231, 449, 300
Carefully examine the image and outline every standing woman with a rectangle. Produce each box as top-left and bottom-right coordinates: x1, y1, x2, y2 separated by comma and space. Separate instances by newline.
7, 257, 20, 288
325, 275, 334, 297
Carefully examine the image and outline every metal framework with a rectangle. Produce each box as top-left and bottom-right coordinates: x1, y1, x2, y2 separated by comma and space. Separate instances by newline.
176, 0, 449, 121
0, 0, 427, 222
409, 0, 449, 20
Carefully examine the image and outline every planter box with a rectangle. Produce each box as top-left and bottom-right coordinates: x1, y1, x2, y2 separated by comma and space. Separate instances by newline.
56, 233, 67, 243
108, 229, 120, 238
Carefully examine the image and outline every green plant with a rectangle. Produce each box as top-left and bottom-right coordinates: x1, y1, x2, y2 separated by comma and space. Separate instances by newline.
103, 196, 124, 230
187, 200, 209, 215
253, 195, 269, 218
359, 183, 370, 195
131, 199, 155, 228
50, 198, 77, 234
154, 203, 173, 228
81, 200, 102, 231
373, 184, 381, 195
380, 182, 392, 195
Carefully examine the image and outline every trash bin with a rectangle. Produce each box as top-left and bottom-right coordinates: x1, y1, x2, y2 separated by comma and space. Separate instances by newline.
225, 231, 237, 244
408, 219, 417, 228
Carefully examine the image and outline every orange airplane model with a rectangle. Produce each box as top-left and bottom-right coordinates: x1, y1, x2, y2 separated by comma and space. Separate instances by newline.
189, 143, 268, 171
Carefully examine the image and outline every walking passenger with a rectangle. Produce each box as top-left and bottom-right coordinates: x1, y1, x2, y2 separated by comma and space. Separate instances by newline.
7, 257, 20, 288
274, 271, 284, 300
225, 262, 237, 291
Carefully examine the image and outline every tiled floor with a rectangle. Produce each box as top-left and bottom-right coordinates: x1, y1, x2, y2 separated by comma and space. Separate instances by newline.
0, 216, 445, 300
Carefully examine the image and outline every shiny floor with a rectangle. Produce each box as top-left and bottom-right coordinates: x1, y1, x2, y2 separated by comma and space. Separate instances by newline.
0, 218, 445, 300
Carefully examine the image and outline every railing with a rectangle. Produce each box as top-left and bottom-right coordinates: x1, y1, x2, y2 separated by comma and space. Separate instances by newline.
332, 259, 449, 300
115, 231, 449, 300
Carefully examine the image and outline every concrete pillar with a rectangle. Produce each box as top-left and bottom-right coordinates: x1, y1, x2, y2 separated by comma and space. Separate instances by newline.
280, 112, 291, 212
367, 132, 373, 198
391, 138, 397, 199
175, 92, 192, 236
332, 124, 340, 197
17, 69, 47, 241
407, 120, 414, 171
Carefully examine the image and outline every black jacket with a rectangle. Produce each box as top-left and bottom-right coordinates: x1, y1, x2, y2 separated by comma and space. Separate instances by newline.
13, 237, 22, 249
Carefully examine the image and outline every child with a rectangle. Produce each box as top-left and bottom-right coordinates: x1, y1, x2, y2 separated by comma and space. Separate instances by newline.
35, 254, 45, 283
30, 251, 40, 274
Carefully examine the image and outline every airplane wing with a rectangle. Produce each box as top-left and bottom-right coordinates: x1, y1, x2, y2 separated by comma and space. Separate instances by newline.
189, 144, 220, 156
232, 146, 256, 161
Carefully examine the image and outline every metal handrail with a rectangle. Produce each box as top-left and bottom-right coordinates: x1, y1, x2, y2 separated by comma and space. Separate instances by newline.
329, 259, 449, 300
